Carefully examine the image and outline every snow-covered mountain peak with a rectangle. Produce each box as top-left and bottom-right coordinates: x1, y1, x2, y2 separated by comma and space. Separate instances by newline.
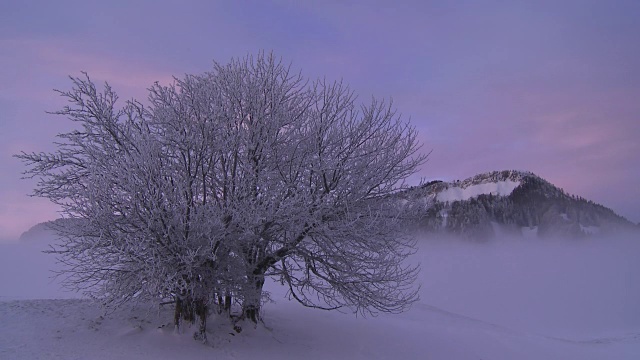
432, 170, 536, 203
403, 170, 636, 240
458, 169, 534, 184
408, 170, 537, 204
435, 180, 520, 203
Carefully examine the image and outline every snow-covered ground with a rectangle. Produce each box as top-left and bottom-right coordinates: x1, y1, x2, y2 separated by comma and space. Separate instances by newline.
1, 230, 639, 359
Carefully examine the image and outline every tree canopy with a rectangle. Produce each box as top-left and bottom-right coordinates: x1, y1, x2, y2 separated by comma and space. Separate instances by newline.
17, 53, 426, 340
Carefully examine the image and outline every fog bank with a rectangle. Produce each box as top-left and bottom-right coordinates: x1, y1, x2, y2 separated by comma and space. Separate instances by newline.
414, 233, 640, 339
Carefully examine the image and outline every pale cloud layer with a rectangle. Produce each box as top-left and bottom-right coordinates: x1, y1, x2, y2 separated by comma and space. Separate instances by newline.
1, 0, 639, 240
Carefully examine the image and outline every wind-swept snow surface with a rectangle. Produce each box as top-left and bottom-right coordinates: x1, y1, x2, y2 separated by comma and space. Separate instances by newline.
1, 234, 639, 359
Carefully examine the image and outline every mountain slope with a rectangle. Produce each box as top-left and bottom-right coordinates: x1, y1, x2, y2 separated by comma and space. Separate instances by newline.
403, 170, 636, 240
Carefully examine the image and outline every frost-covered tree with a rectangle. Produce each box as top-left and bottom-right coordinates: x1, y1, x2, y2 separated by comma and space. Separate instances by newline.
17, 53, 426, 338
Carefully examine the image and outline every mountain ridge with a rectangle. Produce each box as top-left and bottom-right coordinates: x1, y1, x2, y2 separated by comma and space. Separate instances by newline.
402, 170, 636, 240
20, 170, 636, 242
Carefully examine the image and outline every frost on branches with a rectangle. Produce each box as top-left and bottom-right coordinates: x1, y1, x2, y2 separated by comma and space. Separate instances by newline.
16, 53, 426, 340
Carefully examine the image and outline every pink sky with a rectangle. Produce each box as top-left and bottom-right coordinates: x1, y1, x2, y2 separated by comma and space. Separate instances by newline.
1, 1, 639, 241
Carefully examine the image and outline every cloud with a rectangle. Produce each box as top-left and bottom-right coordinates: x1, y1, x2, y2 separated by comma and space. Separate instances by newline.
0, 38, 175, 103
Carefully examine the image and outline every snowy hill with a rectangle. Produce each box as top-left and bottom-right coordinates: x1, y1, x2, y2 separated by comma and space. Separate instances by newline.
403, 170, 637, 240
18, 222, 51, 243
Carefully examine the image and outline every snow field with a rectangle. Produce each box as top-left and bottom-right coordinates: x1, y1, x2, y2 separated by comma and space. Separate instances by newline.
1, 231, 639, 359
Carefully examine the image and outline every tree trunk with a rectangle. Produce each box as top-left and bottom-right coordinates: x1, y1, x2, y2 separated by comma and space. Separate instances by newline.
216, 293, 232, 316
242, 275, 265, 323
217, 295, 223, 314
174, 296, 208, 341
224, 293, 232, 313
174, 297, 183, 329
194, 300, 208, 342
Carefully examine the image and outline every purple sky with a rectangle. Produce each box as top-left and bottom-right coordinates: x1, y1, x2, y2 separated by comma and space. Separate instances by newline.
1, 1, 639, 241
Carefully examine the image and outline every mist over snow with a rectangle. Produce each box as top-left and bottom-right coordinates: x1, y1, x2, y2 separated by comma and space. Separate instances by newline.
415, 234, 640, 339
0, 223, 74, 301
1, 228, 639, 359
